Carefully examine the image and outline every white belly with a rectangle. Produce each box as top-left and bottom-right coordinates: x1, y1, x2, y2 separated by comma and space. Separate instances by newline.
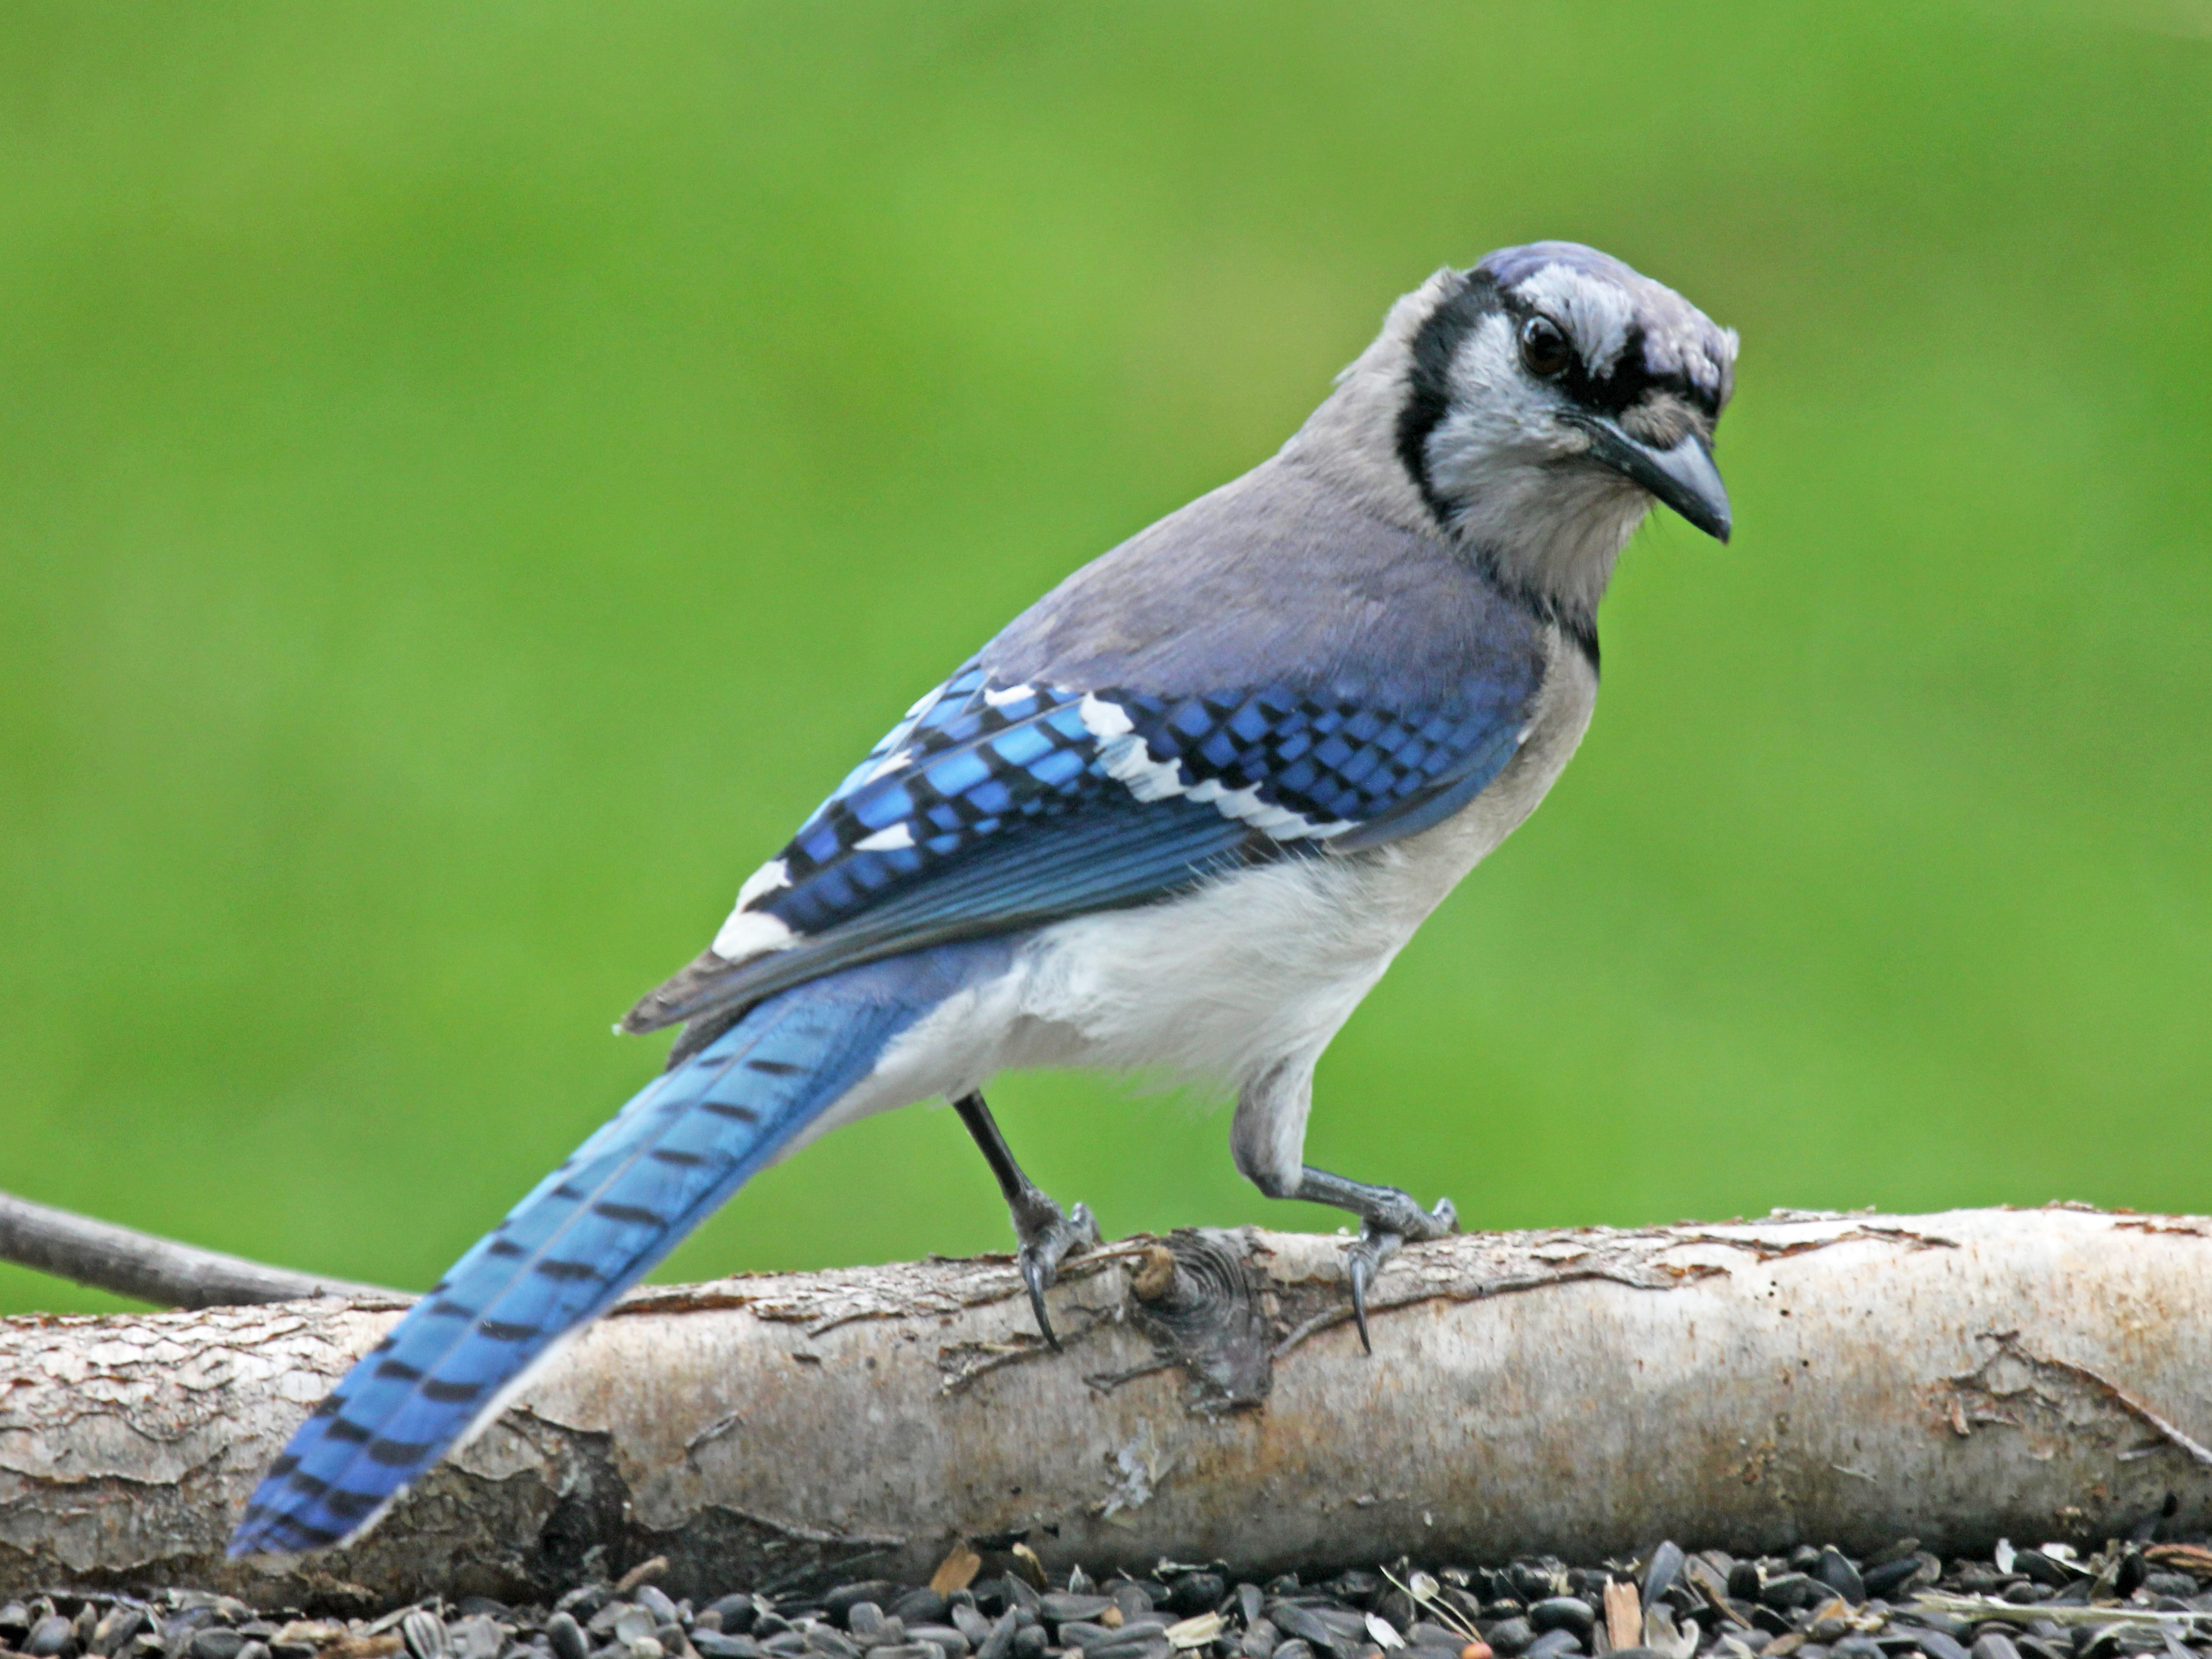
1010, 632, 1597, 1089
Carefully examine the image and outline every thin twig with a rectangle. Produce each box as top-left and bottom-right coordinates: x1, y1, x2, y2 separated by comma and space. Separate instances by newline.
0, 1187, 401, 1310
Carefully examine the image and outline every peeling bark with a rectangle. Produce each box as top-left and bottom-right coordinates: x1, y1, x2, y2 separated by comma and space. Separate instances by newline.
4, 1207, 2209, 1609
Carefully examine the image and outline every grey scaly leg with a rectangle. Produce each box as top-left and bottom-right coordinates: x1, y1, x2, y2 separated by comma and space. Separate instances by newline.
953, 1091, 1100, 1349
1232, 1068, 1456, 1353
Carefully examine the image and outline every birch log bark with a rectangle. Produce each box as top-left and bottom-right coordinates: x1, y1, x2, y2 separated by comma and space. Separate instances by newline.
2, 1207, 2208, 1609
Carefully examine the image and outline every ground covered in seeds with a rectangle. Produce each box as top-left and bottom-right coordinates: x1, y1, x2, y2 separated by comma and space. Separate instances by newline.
11, 1539, 2212, 1659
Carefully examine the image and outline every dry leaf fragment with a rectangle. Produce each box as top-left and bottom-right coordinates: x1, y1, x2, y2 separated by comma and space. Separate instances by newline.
931, 1541, 982, 1595
273, 1627, 348, 1651
1604, 1582, 1641, 1651
1167, 1615, 1226, 1650
2147, 1545, 2212, 1580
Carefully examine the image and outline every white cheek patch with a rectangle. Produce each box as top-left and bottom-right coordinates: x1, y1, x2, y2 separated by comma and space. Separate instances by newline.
1514, 264, 1634, 375
1441, 315, 1558, 436
1425, 315, 1568, 497
1448, 313, 1521, 395
1077, 693, 1353, 841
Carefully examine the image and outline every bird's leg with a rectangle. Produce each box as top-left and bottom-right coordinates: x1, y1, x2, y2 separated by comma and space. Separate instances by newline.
952, 1091, 1099, 1350
1284, 1166, 1457, 1354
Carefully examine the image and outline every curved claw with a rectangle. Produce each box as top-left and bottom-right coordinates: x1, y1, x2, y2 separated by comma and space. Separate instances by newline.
1344, 1227, 1397, 1355
1017, 1200, 1099, 1350
1022, 1251, 1061, 1350
1343, 1195, 1456, 1355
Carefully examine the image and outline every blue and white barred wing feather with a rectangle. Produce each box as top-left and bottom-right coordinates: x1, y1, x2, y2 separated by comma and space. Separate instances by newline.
626, 656, 1543, 1036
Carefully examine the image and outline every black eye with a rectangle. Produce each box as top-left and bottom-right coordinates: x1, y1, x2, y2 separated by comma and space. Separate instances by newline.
1519, 315, 1573, 379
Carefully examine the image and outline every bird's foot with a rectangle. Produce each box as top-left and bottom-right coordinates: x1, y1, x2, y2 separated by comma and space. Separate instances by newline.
951, 1090, 1102, 1350
1012, 1193, 1101, 1350
1343, 1192, 1456, 1355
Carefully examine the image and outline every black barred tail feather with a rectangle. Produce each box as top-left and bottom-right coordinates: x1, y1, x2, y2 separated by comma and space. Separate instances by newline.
227, 942, 997, 1557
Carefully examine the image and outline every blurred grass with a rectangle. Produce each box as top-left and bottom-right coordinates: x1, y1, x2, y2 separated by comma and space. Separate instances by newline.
1, 3, 2207, 1315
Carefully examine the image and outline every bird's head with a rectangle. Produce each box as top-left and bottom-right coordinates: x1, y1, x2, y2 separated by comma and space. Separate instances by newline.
1288, 242, 1738, 632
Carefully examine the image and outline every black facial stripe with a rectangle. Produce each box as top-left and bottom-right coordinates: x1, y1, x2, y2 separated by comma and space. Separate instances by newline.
1501, 300, 1718, 420
1395, 270, 1503, 523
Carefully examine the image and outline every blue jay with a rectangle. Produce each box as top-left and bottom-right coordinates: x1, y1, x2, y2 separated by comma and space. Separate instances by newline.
229, 241, 1735, 1557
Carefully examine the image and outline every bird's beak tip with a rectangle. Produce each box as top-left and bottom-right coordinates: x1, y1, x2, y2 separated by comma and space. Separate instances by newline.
1575, 416, 1733, 545
1644, 433, 1732, 545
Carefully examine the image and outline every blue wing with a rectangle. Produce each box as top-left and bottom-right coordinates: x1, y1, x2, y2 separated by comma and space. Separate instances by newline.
625, 657, 1542, 1034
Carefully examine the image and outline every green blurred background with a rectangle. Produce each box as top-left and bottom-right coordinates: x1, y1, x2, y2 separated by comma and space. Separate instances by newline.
3, 4, 2208, 1317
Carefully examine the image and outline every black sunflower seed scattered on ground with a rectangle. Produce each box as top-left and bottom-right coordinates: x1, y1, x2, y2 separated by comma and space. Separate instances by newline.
8, 1536, 2212, 1659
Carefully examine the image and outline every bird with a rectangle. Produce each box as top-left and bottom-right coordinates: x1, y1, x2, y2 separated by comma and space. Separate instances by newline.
228, 240, 1736, 1558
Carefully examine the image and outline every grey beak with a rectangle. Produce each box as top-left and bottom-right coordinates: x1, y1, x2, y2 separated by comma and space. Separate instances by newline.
1569, 416, 1733, 543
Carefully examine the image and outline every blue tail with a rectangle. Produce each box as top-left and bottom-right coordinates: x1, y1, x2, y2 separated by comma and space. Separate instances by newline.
228, 945, 992, 1557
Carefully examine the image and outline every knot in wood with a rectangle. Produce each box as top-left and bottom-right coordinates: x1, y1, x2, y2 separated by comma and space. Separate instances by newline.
1126, 1228, 1271, 1411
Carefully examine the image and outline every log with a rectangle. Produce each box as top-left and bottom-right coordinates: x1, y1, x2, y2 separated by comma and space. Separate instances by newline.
3, 1206, 2210, 1609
